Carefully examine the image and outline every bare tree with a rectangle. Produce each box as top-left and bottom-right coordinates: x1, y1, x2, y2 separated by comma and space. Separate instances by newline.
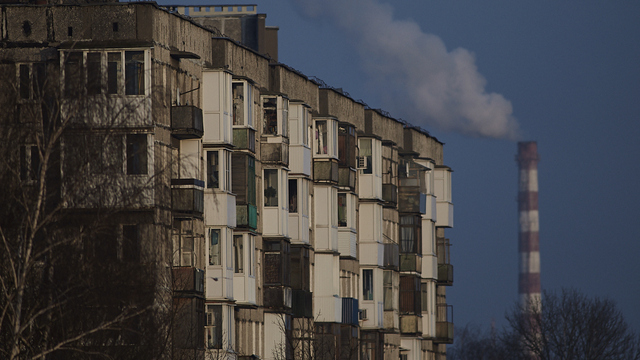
0, 49, 173, 360
447, 324, 513, 360
504, 289, 640, 360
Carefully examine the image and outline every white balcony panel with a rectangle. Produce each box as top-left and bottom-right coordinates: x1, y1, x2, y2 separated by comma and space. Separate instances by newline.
205, 266, 234, 301
313, 295, 342, 323
289, 145, 311, 176
338, 230, 357, 258
204, 192, 236, 228
423, 194, 437, 222
421, 254, 437, 280
202, 70, 232, 145
358, 203, 383, 243
359, 242, 383, 267
435, 202, 454, 228
233, 274, 256, 305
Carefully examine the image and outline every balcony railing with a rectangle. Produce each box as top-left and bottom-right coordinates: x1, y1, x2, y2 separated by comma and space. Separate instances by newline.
382, 184, 398, 206
172, 179, 204, 216
435, 304, 454, 344
233, 127, 256, 152
342, 297, 359, 326
264, 285, 292, 310
438, 264, 454, 286
338, 167, 356, 190
172, 267, 204, 294
313, 159, 339, 184
400, 314, 423, 335
437, 238, 453, 285
236, 204, 257, 230
398, 187, 426, 214
261, 139, 289, 166
399, 253, 422, 273
383, 242, 399, 269
292, 289, 313, 318
171, 105, 203, 139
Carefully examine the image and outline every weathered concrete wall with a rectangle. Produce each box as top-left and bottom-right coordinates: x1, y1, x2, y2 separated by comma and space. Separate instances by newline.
269, 64, 318, 111
211, 38, 269, 88
318, 88, 365, 131
403, 128, 443, 165
365, 109, 404, 149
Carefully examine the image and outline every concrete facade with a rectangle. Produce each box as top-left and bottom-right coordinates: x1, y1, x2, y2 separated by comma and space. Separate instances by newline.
0, 2, 455, 360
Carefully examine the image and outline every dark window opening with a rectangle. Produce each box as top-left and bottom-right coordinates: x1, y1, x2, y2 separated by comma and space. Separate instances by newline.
125, 51, 144, 95
64, 52, 83, 98
19, 65, 30, 99
87, 52, 102, 95
289, 179, 297, 213
126, 134, 147, 175
67, 26, 73, 37
113, 22, 119, 32
363, 269, 373, 301
22, 21, 31, 37
107, 52, 121, 95
338, 193, 347, 227
207, 151, 219, 189
264, 169, 278, 207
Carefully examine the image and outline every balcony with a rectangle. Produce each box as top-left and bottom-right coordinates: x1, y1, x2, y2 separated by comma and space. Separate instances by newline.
342, 297, 359, 326
264, 286, 292, 310
292, 289, 313, 318
236, 204, 257, 230
398, 187, 426, 213
171, 105, 203, 139
172, 267, 204, 295
435, 304, 454, 344
172, 179, 204, 217
261, 138, 289, 166
400, 314, 423, 335
437, 238, 453, 286
399, 253, 422, 273
338, 167, 356, 190
382, 184, 398, 206
233, 127, 256, 152
383, 242, 399, 270
314, 159, 339, 184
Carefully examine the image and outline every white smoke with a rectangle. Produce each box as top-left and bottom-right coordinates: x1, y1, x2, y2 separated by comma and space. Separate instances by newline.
294, 0, 520, 140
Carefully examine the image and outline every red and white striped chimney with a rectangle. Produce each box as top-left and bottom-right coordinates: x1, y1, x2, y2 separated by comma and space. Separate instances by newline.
517, 142, 540, 308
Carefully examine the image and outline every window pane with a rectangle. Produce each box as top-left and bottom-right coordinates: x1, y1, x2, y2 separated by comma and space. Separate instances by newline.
65, 52, 83, 98
87, 52, 102, 95
19, 64, 30, 99
338, 193, 347, 227
234, 235, 243, 273
363, 269, 373, 301
125, 51, 144, 95
107, 52, 121, 94
206, 305, 222, 349
209, 229, 220, 265
263, 97, 277, 135
316, 121, 328, 155
264, 169, 278, 207
383, 270, 393, 311
360, 139, 372, 174
289, 179, 298, 213
232, 82, 244, 125
126, 134, 147, 175
207, 151, 219, 188
248, 157, 256, 205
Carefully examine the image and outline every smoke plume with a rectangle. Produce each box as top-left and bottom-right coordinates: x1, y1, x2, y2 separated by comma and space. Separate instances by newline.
295, 0, 520, 140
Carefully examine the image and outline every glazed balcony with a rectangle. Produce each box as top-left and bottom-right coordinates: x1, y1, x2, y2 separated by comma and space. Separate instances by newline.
172, 267, 205, 295
261, 136, 289, 166
398, 187, 426, 214
338, 167, 356, 191
382, 184, 398, 206
383, 242, 399, 270
171, 105, 203, 139
437, 238, 453, 286
172, 179, 204, 217
399, 253, 422, 273
264, 285, 292, 310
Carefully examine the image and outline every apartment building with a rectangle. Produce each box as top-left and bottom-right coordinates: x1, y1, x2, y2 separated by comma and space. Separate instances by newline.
0, 2, 454, 360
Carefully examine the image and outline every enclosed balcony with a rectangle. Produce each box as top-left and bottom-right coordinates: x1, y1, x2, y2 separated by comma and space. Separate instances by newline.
172, 105, 203, 139
261, 138, 289, 166
436, 238, 453, 286
172, 179, 204, 217
342, 297, 359, 326
338, 167, 356, 190
382, 184, 398, 206
233, 127, 256, 152
398, 187, 426, 214
435, 304, 454, 344
292, 289, 313, 318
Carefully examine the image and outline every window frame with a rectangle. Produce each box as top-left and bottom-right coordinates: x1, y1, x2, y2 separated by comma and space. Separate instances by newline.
362, 269, 373, 301
263, 168, 279, 207
126, 133, 148, 175
208, 228, 221, 266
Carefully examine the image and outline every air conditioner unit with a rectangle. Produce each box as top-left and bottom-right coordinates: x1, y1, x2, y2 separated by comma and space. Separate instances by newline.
356, 156, 368, 170
358, 309, 368, 320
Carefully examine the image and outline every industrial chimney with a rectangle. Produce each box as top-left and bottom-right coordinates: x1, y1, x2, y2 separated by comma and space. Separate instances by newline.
517, 142, 540, 308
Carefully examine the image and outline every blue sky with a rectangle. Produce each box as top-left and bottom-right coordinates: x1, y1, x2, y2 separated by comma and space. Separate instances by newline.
159, 0, 640, 333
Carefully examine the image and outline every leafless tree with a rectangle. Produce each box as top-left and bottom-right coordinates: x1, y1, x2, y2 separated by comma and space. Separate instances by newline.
0, 49, 173, 360
505, 289, 640, 360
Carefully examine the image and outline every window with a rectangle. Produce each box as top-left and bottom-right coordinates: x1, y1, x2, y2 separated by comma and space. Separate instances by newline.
232, 81, 251, 126
20, 145, 40, 182
248, 235, 254, 276
248, 157, 256, 205
122, 225, 140, 262
337, 193, 347, 227
125, 51, 144, 95
209, 229, 221, 266
263, 97, 277, 135
289, 179, 298, 213
126, 134, 147, 175
64, 52, 83, 98
360, 139, 373, 174
207, 151, 219, 189
17, 63, 46, 100
87, 52, 102, 95
400, 276, 421, 314
234, 235, 243, 273
19, 64, 30, 99
107, 52, 121, 94
315, 120, 328, 155
206, 305, 222, 349
421, 282, 429, 313
338, 124, 356, 168
264, 169, 278, 207
400, 215, 420, 253
363, 269, 373, 301
383, 270, 393, 311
